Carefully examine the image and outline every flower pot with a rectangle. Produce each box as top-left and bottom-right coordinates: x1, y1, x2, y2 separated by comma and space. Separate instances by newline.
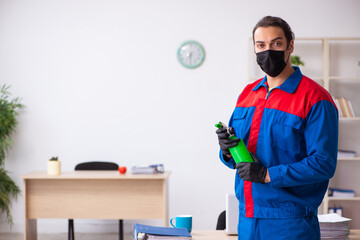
47, 160, 61, 176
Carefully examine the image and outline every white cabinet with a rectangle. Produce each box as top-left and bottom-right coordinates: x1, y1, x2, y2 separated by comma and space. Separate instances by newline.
248, 37, 360, 228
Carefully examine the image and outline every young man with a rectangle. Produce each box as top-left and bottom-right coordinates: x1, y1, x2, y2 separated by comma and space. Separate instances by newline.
216, 16, 338, 240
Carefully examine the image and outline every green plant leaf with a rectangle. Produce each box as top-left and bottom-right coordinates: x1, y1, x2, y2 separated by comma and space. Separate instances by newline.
0, 168, 20, 226
0, 84, 23, 226
291, 55, 305, 67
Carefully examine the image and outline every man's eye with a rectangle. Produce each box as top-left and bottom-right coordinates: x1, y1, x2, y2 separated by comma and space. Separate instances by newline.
257, 44, 264, 48
273, 42, 281, 47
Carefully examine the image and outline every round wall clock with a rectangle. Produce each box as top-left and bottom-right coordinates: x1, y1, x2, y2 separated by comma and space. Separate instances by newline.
177, 40, 205, 69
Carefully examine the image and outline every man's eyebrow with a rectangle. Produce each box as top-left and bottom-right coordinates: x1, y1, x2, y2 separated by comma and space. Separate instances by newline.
271, 37, 283, 42
255, 37, 283, 44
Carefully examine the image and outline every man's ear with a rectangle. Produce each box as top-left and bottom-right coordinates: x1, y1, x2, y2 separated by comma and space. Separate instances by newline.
289, 40, 294, 54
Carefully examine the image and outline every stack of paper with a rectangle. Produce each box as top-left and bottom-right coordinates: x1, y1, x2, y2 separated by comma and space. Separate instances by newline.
318, 213, 351, 240
133, 223, 191, 240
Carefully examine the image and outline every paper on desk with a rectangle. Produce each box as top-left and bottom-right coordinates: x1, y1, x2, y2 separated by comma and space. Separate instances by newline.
318, 213, 351, 223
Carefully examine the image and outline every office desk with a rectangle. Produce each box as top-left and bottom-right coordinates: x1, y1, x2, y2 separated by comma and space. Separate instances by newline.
22, 171, 170, 240
191, 230, 360, 239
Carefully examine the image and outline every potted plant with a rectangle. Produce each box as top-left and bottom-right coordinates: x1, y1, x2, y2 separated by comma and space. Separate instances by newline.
47, 156, 61, 176
0, 84, 23, 226
291, 55, 305, 67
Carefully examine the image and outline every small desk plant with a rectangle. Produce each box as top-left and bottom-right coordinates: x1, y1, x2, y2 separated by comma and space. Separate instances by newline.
0, 84, 23, 226
47, 156, 61, 176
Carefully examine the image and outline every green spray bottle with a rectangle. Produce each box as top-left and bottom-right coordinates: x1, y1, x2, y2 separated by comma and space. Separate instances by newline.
215, 121, 254, 163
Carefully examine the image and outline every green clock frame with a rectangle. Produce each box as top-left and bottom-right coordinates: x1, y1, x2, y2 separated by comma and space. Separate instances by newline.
177, 40, 205, 69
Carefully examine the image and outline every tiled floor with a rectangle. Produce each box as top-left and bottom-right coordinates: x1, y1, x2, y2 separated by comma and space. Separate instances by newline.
0, 233, 133, 240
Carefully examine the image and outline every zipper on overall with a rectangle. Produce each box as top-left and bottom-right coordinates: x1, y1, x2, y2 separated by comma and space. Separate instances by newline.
266, 86, 275, 99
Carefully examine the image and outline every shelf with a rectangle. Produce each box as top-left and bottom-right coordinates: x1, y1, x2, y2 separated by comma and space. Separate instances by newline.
330, 76, 360, 81
328, 196, 360, 201
249, 76, 323, 81
338, 157, 360, 161
339, 117, 360, 121
328, 37, 360, 41
294, 37, 324, 41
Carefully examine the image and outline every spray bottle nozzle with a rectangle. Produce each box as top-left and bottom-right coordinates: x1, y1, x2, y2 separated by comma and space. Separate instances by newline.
215, 121, 224, 129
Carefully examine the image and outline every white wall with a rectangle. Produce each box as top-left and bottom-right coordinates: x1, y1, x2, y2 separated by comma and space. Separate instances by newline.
0, 0, 360, 234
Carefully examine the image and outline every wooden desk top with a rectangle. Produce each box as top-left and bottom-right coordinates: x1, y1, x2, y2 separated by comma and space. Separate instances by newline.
350, 230, 360, 238
22, 171, 171, 180
191, 230, 360, 240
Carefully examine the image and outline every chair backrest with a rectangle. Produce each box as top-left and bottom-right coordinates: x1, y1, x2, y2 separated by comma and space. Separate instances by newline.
75, 161, 119, 170
216, 210, 226, 230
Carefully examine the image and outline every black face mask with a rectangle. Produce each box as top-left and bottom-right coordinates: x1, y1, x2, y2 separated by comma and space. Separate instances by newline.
256, 50, 288, 77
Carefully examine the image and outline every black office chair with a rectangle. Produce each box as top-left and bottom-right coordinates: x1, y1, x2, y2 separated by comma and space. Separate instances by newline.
216, 210, 226, 230
69, 161, 123, 240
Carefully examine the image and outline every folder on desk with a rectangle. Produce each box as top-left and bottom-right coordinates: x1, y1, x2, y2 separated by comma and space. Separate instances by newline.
133, 223, 191, 240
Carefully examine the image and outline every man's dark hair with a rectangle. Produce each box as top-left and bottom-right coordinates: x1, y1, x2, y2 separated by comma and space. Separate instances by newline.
252, 16, 295, 47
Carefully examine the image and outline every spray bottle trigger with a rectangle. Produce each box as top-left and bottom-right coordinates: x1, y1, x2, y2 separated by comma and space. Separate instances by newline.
228, 127, 235, 135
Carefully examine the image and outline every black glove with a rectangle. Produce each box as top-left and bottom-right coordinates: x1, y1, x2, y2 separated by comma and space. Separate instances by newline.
235, 153, 267, 184
216, 127, 240, 157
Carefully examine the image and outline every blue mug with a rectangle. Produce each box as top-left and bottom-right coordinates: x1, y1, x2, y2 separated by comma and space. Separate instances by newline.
170, 215, 192, 233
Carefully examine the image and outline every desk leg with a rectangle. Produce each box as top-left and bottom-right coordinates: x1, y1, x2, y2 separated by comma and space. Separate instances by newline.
24, 179, 37, 240
163, 179, 169, 227
24, 219, 37, 240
